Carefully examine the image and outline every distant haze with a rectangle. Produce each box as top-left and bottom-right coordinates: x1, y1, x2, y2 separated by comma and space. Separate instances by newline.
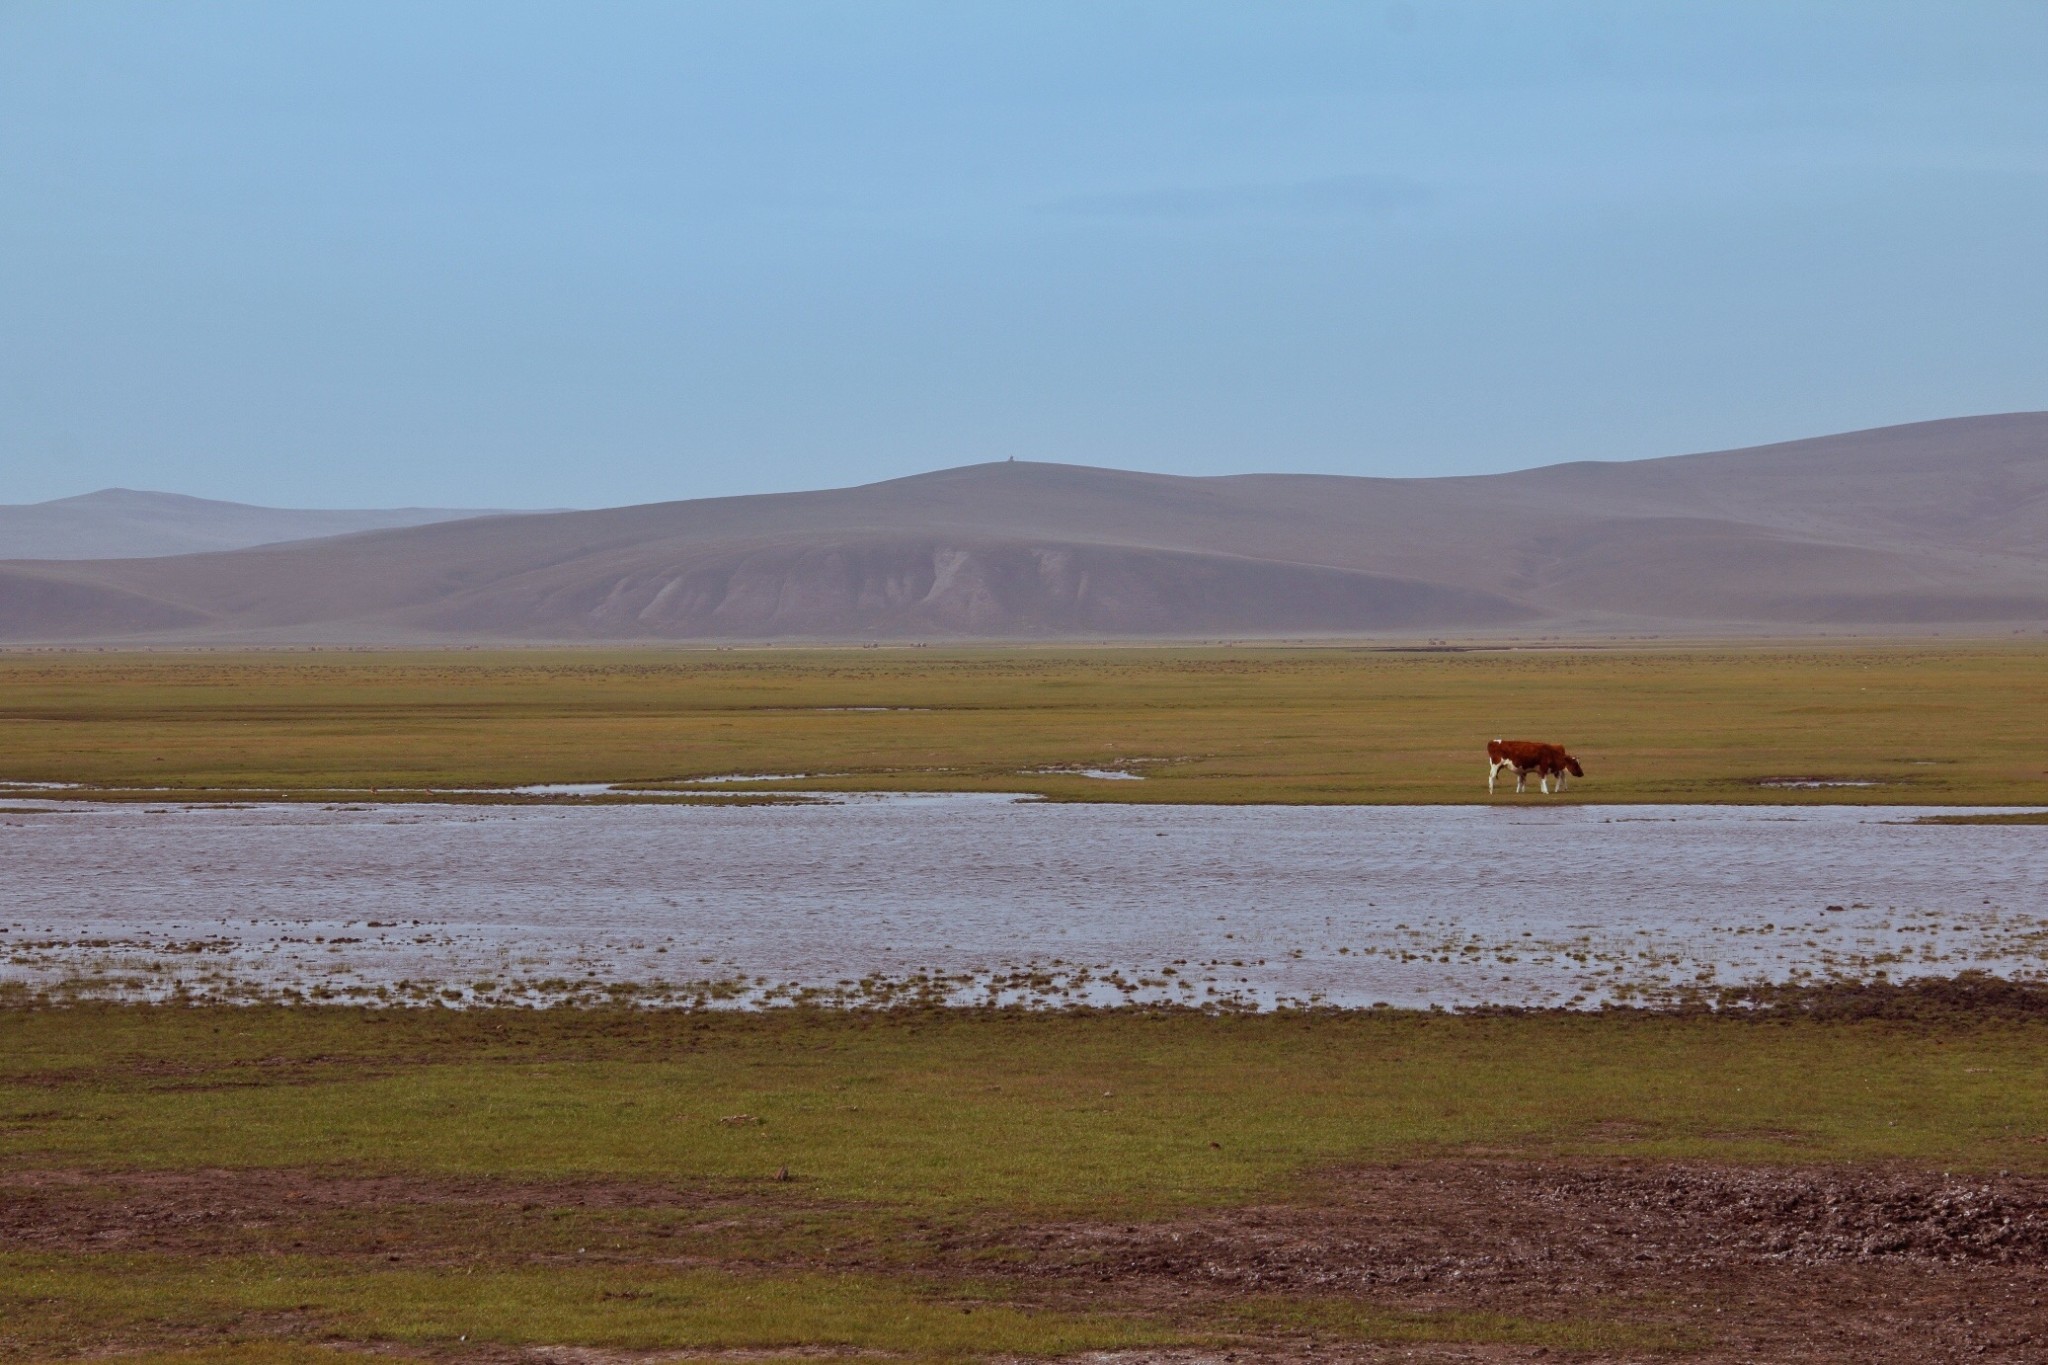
3, 415, 2044, 642
0, 490, 529, 560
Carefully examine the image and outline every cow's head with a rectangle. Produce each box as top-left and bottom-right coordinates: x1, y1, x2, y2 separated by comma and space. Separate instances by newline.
1564, 755, 1585, 777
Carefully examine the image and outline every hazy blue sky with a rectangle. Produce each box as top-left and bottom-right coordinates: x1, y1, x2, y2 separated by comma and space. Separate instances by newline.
3, 2, 2045, 508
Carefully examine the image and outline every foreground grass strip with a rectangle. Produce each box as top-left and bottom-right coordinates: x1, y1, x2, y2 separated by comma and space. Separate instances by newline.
1, 1257, 1703, 1359
1230, 1296, 1702, 1354
3, 642, 2046, 803
7, 1004, 2043, 1360
6, 1006, 2048, 1213
0, 1255, 1184, 1358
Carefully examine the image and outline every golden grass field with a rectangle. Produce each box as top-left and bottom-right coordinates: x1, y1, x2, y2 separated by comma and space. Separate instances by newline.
2, 639, 2045, 804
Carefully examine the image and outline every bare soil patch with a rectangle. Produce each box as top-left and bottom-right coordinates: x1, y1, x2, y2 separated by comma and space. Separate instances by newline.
1005, 1159, 2048, 1285
1001, 1161, 2048, 1362
0, 1167, 762, 1261
8, 1161, 2048, 1361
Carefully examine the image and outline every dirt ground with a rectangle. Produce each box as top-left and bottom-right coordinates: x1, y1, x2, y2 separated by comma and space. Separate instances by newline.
1007, 1161, 2048, 1361
8, 1159, 2048, 1363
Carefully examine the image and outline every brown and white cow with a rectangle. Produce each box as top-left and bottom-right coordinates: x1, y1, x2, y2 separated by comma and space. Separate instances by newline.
1486, 738, 1585, 795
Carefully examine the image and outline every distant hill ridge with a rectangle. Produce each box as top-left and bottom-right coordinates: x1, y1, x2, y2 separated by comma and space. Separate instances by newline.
2, 413, 2044, 640
0, 488, 530, 560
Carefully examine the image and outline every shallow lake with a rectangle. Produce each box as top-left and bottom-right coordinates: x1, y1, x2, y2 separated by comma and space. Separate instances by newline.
4, 796, 2044, 1008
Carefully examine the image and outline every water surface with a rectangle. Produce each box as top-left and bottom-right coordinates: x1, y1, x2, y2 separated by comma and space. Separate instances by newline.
4, 797, 2043, 1008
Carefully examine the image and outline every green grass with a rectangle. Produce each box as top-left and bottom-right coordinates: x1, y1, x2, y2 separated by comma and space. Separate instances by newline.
8, 1007, 2048, 1209
0, 1255, 1182, 1358
1227, 1296, 1704, 1353
7, 1005, 2044, 1360
2, 641, 2046, 803
0, 1255, 1695, 1361
0, 1253, 1695, 1359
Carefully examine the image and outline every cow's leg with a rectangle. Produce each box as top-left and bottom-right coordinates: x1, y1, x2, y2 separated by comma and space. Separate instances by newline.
1539, 771, 1551, 795
1514, 767, 1527, 794
1488, 759, 1499, 794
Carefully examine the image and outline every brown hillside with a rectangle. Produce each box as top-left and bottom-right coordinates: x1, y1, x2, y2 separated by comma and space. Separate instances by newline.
3, 414, 2043, 640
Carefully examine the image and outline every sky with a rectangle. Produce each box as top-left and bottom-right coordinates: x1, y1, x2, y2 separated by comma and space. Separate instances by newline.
2, 1, 2045, 509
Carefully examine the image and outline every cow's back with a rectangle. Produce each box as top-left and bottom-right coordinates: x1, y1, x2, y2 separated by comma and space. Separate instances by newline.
1489, 739, 1546, 766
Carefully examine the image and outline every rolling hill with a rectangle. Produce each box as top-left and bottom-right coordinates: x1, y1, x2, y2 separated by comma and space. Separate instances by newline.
0, 488, 527, 560
2, 414, 2044, 641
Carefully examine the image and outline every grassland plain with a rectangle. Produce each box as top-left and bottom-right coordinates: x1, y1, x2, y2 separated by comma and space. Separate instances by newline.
1, 640, 2046, 804
7, 644, 2048, 1361
5, 1003, 2048, 1362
